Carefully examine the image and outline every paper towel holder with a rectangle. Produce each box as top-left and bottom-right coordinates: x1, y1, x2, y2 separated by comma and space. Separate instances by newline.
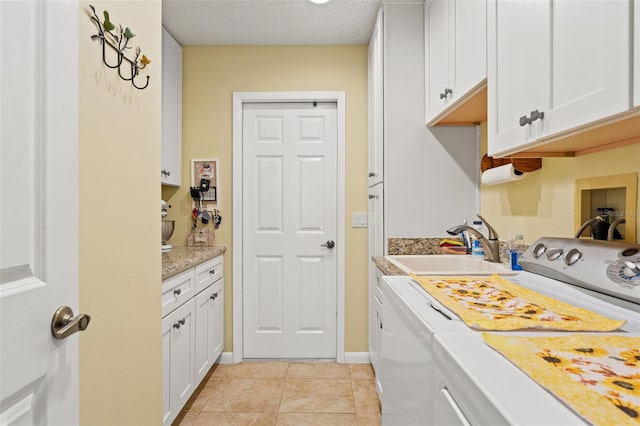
480, 154, 542, 174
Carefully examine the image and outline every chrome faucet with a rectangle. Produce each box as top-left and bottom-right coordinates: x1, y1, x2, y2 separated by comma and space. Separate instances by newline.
446, 214, 501, 263
607, 218, 625, 241
574, 216, 603, 238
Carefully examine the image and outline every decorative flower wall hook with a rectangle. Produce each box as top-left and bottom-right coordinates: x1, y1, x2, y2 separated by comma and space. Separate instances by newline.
89, 4, 150, 90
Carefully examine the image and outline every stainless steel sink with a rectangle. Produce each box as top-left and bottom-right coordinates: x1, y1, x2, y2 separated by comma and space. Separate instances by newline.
385, 255, 518, 275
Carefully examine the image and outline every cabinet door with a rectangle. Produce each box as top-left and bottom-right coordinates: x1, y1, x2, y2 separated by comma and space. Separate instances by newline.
194, 284, 215, 384
488, 0, 549, 155
452, 0, 486, 98
162, 299, 195, 426
161, 313, 173, 425
425, 0, 450, 119
212, 280, 224, 361
170, 299, 196, 424
368, 10, 384, 187
374, 270, 383, 397
367, 182, 384, 259
161, 28, 182, 187
194, 279, 224, 384
544, 1, 630, 137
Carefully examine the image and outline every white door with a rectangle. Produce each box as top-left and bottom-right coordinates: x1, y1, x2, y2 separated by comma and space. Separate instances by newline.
242, 102, 338, 358
0, 1, 83, 425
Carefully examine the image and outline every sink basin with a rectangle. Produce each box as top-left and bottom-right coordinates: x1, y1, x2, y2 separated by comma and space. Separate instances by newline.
384, 255, 518, 276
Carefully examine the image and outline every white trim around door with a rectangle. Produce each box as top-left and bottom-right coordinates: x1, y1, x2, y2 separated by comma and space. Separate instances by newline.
232, 92, 346, 364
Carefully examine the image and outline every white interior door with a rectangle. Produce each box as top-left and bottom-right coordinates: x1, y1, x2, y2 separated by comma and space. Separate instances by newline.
0, 1, 82, 424
242, 102, 338, 358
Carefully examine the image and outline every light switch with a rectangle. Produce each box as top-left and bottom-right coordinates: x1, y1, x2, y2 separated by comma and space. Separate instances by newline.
352, 212, 368, 228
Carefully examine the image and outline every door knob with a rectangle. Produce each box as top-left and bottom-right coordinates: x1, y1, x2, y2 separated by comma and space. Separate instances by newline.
321, 240, 335, 249
51, 306, 91, 340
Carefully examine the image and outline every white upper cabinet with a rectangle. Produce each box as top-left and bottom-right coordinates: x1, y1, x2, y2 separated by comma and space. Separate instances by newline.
368, 11, 384, 187
488, 0, 633, 157
161, 28, 182, 187
425, 0, 487, 125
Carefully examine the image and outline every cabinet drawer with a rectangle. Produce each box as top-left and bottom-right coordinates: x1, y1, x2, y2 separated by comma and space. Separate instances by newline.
194, 255, 223, 294
162, 269, 195, 318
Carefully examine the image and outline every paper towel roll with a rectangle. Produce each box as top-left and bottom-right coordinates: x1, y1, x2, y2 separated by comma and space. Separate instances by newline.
481, 163, 525, 185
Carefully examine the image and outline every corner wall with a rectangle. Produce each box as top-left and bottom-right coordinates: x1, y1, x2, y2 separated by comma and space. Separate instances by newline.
79, 2, 162, 424
161, 45, 369, 353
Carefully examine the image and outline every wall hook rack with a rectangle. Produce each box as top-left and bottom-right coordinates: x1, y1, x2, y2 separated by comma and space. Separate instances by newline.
88, 5, 151, 90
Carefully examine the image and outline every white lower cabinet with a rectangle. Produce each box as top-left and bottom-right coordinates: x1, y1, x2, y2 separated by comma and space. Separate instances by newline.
368, 266, 384, 398
162, 255, 224, 426
162, 299, 196, 426
195, 278, 224, 384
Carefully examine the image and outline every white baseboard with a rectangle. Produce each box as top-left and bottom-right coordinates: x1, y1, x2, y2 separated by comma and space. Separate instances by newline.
219, 352, 234, 364
343, 352, 371, 364
221, 352, 371, 364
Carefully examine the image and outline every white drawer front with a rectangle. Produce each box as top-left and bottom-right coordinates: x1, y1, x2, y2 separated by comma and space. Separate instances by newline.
162, 269, 195, 317
194, 255, 223, 294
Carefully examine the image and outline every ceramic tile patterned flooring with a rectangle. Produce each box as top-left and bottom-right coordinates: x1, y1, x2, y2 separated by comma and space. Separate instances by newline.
175, 362, 382, 426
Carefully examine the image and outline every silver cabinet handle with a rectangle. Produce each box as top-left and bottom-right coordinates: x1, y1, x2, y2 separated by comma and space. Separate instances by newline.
51, 306, 91, 340
174, 288, 181, 296
321, 240, 335, 249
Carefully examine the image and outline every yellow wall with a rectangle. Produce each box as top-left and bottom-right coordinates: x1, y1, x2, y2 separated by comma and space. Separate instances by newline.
79, 1, 162, 424
480, 122, 640, 243
162, 45, 369, 352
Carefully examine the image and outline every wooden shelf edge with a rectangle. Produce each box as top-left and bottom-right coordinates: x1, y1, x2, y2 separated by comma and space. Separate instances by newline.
426, 80, 488, 127
495, 108, 640, 158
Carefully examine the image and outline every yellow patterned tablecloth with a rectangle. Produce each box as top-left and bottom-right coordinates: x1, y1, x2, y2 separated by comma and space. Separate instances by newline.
483, 334, 640, 426
411, 273, 626, 331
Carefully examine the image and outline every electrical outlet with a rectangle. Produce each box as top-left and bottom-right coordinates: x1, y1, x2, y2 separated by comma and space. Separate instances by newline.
352, 212, 368, 228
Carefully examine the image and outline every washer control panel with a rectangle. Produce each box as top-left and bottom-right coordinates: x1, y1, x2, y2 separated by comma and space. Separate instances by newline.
518, 237, 640, 305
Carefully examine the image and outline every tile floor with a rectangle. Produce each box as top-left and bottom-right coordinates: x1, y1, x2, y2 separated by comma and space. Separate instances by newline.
175, 362, 382, 426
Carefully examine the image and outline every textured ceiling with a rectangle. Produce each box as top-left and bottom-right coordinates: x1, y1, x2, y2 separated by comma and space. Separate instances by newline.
162, 0, 384, 45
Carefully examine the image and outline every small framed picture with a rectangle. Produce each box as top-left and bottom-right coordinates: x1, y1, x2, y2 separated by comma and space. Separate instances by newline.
192, 159, 219, 202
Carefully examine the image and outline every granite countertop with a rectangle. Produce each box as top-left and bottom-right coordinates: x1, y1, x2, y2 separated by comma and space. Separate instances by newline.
372, 256, 407, 276
162, 246, 227, 280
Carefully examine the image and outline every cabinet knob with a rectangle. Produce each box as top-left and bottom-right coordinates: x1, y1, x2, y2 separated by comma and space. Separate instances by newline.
209, 269, 215, 275
173, 322, 181, 329
440, 88, 452, 99
174, 288, 181, 296
519, 115, 530, 127
368, 172, 375, 177
368, 194, 378, 199
210, 292, 218, 300
529, 109, 544, 122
